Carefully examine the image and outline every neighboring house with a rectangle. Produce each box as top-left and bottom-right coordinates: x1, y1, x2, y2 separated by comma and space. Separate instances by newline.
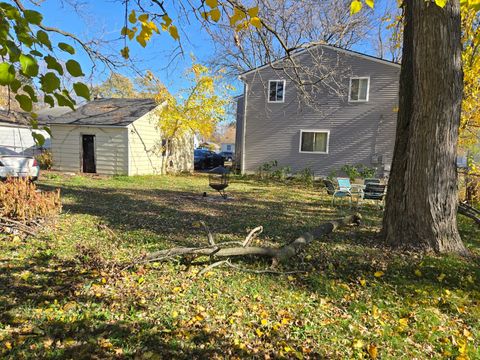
198, 141, 220, 152
221, 143, 235, 153
0, 110, 50, 155
235, 44, 401, 177
45, 98, 193, 176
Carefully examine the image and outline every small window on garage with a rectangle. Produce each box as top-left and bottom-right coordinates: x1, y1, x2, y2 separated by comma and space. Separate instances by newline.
299, 130, 329, 154
268, 80, 286, 103
349, 77, 370, 102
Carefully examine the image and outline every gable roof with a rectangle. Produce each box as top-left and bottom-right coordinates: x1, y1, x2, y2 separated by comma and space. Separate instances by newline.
239, 43, 401, 79
0, 109, 30, 126
45, 98, 157, 127
0, 109, 50, 127
36, 105, 77, 122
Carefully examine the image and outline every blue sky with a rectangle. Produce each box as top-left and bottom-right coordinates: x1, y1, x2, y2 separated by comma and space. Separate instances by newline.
38, 0, 218, 93
34, 0, 386, 98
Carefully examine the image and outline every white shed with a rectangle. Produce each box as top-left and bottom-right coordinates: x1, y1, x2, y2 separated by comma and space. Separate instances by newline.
47, 98, 194, 176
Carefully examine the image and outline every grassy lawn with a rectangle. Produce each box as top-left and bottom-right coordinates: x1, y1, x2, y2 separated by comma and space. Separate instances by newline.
1, 172, 479, 359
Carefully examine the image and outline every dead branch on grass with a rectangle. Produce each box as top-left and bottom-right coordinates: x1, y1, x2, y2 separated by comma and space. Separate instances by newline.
125, 214, 362, 273
458, 202, 480, 226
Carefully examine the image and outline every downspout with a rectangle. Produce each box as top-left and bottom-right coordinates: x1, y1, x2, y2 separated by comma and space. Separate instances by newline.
240, 79, 248, 174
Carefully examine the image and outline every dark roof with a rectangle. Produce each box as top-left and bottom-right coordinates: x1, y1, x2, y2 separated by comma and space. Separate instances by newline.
45, 98, 158, 127
0, 109, 34, 126
36, 105, 77, 122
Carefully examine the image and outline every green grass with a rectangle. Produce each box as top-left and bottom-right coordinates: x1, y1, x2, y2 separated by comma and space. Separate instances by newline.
1, 172, 479, 359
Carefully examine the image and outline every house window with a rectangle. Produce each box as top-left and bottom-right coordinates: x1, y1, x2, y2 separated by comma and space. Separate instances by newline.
227, 145, 231, 151
299, 130, 329, 154
349, 77, 370, 102
268, 80, 285, 103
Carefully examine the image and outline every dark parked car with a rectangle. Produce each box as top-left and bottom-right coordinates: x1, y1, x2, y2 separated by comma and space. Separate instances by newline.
194, 149, 224, 170
220, 151, 234, 162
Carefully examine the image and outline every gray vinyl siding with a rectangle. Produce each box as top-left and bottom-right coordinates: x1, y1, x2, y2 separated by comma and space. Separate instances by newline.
239, 46, 400, 176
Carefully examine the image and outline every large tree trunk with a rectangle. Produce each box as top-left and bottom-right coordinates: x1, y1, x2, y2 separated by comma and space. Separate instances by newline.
382, 0, 467, 254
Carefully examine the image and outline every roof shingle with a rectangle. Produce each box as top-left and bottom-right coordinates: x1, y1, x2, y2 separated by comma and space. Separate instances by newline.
45, 98, 157, 127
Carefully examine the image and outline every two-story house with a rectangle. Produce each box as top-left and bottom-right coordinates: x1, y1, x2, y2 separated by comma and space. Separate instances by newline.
235, 44, 401, 177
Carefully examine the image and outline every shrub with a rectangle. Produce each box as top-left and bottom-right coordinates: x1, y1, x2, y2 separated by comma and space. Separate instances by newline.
0, 178, 61, 222
256, 160, 291, 181
297, 167, 314, 187
36, 150, 53, 170
339, 163, 377, 181
340, 164, 360, 181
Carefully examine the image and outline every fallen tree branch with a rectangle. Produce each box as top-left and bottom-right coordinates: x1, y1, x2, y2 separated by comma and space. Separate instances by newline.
458, 202, 480, 226
132, 214, 361, 270
0, 216, 37, 236
243, 226, 263, 247
200, 221, 215, 246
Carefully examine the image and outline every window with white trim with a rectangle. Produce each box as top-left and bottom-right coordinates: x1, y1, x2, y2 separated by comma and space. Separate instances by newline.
349, 77, 369, 102
268, 80, 285, 102
299, 130, 329, 153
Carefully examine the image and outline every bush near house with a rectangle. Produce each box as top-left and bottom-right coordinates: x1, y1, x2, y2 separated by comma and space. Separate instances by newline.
36, 150, 53, 170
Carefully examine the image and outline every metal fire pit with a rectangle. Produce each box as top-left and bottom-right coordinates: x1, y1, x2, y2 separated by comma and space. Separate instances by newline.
209, 166, 229, 199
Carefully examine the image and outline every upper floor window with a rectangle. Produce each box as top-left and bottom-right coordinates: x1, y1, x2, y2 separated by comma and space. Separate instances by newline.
349, 77, 370, 102
299, 130, 329, 154
268, 80, 285, 103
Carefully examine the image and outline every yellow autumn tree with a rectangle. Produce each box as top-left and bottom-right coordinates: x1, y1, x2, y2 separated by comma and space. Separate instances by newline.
460, 6, 480, 149
154, 63, 229, 141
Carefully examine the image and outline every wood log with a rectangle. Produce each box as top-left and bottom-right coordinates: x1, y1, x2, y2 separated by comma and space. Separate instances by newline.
142, 214, 362, 266
458, 202, 480, 226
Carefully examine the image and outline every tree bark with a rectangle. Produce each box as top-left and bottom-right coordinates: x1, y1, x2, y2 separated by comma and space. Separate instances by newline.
383, 0, 467, 254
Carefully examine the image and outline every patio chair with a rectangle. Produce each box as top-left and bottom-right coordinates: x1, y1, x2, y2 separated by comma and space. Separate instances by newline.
332, 177, 353, 207
364, 178, 381, 186
361, 182, 387, 207
323, 179, 336, 195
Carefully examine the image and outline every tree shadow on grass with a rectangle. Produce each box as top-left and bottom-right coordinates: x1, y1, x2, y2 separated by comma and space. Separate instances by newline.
0, 243, 256, 359
39, 183, 344, 249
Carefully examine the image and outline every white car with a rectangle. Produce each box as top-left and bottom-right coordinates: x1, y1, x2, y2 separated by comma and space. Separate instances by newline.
0, 154, 40, 181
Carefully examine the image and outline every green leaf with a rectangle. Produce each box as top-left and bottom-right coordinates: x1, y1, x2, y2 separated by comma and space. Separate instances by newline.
30, 50, 43, 57
350, 0, 362, 14
15, 94, 33, 112
44, 55, 64, 75
0, 63, 15, 85
10, 79, 21, 92
365, 0, 374, 8
44, 94, 55, 108
66, 59, 84, 77
40, 72, 61, 93
30, 117, 39, 129
435, 0, 447, 7
36, 30, 52, 49
58, 42, 75, 55
24, 10, 43, 24
73, 82, 91, 100
41, 126, 52, 136
54, 92, 75, 110
32, 132, 46, 146
5, 41, 21, 62
23, 85, 38, 102
19, 54, 39, 77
